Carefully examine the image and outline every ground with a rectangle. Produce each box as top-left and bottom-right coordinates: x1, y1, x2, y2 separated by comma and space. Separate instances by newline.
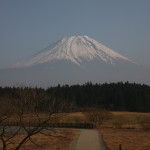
0, 129, 78, 150
1, 111, 150, 150
99, 128, 150, 150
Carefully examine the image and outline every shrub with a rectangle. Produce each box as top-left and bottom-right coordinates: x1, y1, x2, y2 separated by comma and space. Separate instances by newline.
84, 108, 112, 128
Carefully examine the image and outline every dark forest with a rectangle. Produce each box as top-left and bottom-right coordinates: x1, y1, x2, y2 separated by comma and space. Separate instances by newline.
0, 82, 150, 112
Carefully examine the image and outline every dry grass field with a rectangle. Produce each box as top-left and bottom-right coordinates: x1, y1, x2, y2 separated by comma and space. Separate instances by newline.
62, 111, 150, 128
98, 112, 150, 150
61, 112, 89, 123
99, 128, 150, 150
67, 111, 150, 150
0, 129, 79, 150
1, 111, 149, 150
100, 111, 150, 129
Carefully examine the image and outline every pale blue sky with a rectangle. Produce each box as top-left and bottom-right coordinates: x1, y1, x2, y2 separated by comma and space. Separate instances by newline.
0, 0, 150, 68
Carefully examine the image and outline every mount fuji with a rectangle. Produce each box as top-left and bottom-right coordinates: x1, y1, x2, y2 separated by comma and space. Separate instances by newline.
12, 35, 134, 68
0, 36, 150, 87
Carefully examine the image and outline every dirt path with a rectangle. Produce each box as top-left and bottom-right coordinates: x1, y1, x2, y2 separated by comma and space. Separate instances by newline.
74, 129, 107, 150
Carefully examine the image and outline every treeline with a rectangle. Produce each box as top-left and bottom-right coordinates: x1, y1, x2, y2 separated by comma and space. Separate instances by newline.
0, 82, 150, 112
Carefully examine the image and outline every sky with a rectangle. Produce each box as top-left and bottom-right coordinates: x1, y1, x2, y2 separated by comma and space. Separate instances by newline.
0, 0, 150, 69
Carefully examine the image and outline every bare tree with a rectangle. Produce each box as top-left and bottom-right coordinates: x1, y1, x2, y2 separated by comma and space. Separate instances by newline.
84, 107, 112, 128
0, 89, 71, 150
0, 97, 19, 150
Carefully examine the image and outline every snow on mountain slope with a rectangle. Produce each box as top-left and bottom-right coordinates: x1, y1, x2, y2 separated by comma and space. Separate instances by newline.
12, 36, 134, 68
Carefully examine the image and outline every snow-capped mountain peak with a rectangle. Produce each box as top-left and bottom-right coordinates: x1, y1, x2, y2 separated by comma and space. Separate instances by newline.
13, 35, 134, 68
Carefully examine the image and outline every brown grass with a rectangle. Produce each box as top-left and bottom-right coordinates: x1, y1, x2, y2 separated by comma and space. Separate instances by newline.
7, 111, 150, 126
0, 129, 79, 150
99, 128, 150, 150
102, 111, 150, 129
65, 111, 150, 128
62, 112, 89, 123
5, 112, 87, 124
1, 111, 149, 150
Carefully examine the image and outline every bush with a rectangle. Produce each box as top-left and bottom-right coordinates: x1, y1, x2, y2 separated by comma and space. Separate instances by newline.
84, 108, 112, 128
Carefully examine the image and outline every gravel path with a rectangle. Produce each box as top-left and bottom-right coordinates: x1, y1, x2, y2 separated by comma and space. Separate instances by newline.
74, 129, 107, 150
